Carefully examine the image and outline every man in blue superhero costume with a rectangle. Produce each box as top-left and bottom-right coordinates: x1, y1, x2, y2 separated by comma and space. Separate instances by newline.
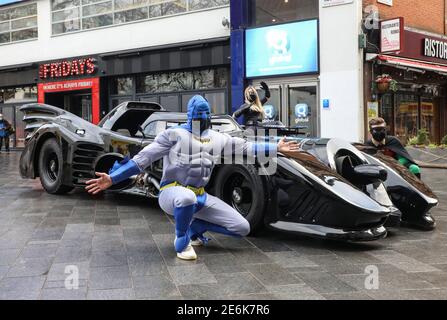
86, 95, 300, 260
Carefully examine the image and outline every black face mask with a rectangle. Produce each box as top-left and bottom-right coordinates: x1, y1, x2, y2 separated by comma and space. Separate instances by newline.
371, 128, 387, 142
200, 117, 211, 133
249, 94, 257, 103
192, 118, 212, 134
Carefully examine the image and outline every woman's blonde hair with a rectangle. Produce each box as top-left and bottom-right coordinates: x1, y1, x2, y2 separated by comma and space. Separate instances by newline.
244, 86, 265, 117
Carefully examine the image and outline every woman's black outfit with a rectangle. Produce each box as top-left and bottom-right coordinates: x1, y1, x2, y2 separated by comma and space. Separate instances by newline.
233, 82, 270, 129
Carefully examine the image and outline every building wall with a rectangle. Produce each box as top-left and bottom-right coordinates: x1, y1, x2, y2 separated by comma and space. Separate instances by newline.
363, 0, 445, 35
0, 1, 230, 67
319, 0, 365, 142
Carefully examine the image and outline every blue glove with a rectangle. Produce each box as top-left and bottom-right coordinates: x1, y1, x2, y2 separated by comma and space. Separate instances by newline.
109, 156, 130, 175
109, 157, 142, 185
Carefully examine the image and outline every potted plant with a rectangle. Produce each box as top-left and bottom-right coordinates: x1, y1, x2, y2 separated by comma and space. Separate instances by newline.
375, 74, 398, 93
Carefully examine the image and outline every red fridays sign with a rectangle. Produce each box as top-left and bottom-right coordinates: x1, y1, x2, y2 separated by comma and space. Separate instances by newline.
39, 57, 97, 80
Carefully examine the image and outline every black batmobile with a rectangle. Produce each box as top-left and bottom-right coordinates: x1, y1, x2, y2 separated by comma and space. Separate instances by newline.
19, 102, 438, 241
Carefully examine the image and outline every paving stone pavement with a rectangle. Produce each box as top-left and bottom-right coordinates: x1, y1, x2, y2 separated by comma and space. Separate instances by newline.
1, 151, 447, 300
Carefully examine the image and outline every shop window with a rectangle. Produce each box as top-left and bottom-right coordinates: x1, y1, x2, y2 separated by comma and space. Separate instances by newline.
249, 0, 318, 27
205, 91, 226, 115
50, 0, 229, 35
395, 94, 419, 144
160, 95, 180, 112
0, 2, 38, 45
421, 97, 440, 144
136, 68, 228, 94
380, 94, 394, 134
111, 77, 133, 95
1, 86, 37, 104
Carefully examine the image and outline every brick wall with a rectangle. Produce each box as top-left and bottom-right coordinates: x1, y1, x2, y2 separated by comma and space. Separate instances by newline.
363, 0, 446, 35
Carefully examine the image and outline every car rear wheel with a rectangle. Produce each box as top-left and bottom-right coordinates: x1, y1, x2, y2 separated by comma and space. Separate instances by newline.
214, 165, 266, 234
38, 138, 73, 195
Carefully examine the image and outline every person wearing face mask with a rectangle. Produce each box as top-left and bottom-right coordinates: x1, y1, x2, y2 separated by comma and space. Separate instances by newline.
365, 117, 437, 230
0, 113, 13, 153
85, 95, 301, 261
233, 82, 271, 131
366, 117, 421, 178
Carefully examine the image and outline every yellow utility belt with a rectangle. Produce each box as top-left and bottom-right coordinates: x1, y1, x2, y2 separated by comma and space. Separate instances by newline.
160, 182, 206, 196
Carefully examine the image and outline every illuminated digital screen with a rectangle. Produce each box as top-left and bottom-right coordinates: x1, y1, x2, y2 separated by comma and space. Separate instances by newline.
245, 19, 319, 78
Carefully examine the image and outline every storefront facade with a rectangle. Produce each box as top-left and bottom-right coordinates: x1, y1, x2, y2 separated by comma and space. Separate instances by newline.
231, 0, 365, 141
0, 0, 231, 148
365, 22, 447, 144
35, 39, 230, 125
231, 0, 320, 137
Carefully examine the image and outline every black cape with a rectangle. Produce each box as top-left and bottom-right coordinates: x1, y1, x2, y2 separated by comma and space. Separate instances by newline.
366, 136, 417, 165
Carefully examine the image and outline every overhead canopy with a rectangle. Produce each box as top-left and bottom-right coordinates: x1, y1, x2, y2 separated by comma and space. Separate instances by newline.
374, 54, 447, 75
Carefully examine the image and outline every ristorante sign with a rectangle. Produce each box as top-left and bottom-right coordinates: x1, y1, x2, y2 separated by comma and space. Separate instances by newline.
424, 38, 447, 61
39, 57, 97, 80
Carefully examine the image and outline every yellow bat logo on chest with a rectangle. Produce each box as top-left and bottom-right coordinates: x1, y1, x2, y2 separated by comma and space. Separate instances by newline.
193, 136, 212, 144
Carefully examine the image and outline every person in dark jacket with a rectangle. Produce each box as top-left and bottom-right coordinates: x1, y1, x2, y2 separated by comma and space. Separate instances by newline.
0, 113, 12, 153
366, 117, 421, 178
366, 117, 436, 230
233, 82, 271, 130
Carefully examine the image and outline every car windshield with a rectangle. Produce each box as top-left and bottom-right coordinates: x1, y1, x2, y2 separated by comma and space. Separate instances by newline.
144, 117, 241, 137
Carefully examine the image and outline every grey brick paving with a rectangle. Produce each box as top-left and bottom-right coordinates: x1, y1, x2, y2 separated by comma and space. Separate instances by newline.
1, 151, 447, 300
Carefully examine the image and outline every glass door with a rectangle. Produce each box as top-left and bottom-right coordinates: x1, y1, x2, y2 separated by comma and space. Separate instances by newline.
252, 80, 319, 136
287, 84, 318, 137
14, 106, 26, 148
256, 85, 281, 122
69, 93, 92, 123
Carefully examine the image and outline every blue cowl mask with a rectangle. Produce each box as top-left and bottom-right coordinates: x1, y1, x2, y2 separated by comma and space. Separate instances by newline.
180, 95, 212, 134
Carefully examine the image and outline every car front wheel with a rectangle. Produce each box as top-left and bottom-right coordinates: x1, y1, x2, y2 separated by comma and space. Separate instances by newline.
38, 138, 73, 195
214, 165, 266, 234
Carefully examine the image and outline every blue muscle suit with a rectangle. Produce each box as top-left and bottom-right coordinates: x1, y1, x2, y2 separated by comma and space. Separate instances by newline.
108, 95, 277, 254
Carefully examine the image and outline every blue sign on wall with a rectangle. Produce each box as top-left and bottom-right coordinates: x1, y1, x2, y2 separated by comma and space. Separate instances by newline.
245, 19, 319, 78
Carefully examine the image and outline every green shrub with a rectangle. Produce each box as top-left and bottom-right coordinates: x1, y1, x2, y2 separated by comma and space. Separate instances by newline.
416, 129, 430, 146
441, 135, 447, 146
408, 136, 419, 146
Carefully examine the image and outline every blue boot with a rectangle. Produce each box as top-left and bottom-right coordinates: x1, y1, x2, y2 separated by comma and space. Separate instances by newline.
188, 219, 242, 245
174, 204, 196, 253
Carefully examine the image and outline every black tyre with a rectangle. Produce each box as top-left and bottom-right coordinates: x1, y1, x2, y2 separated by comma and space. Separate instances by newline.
38, 138, 73, 195
214, 165, 266, 234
